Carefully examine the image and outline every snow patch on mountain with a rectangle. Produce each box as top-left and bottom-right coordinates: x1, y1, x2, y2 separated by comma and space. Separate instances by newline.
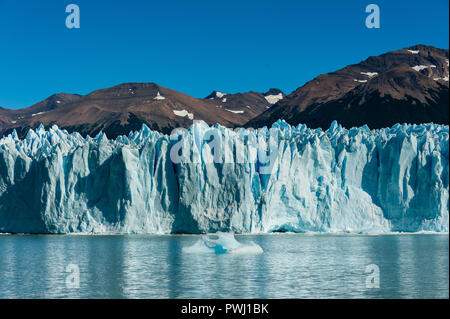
173, 109, 194, 120
264, 93, 283, 105
154, 92, 166, 100
361, 72, 378, 78
412, 65, 436, 72
225, 109, 244, 114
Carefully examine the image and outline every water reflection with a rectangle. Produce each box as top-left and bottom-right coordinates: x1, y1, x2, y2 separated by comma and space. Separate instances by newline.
0, 234, 447, 299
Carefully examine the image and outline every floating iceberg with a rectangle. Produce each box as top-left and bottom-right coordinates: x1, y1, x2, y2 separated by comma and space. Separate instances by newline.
0, 120, 448, 234
182, 232, 263, 254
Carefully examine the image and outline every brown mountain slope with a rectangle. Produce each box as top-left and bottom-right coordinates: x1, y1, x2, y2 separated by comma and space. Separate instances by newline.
0, 83, 277, 138
246, 44, 449, 129
204, 89, 285, 118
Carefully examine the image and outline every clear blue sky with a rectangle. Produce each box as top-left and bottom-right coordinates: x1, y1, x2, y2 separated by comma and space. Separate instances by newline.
0, 0, 448, 109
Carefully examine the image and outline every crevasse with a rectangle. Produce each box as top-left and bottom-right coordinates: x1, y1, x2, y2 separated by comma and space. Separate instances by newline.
0, 120, 448, 234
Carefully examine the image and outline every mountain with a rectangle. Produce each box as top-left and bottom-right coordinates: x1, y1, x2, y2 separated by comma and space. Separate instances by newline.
246, 45, 449, 129
1, 45, 448, 138
204, 89, 284, 118
0, 83, 280, 138
0, 93, 82, 126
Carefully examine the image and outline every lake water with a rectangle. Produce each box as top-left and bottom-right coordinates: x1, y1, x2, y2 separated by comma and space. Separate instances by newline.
0, 233, 448, 299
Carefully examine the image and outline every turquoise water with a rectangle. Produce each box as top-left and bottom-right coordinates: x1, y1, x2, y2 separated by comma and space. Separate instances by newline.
0, 233, 447, 299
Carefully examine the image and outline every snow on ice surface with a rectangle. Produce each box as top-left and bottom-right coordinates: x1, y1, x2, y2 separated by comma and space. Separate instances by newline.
264, 93, 283, 104
407, 50, 419, 54
215, 92, 227, 98
354, 79, 368, 83
173, 109, 194, 120
0, 121, 448, 234
182, 232, 263, 254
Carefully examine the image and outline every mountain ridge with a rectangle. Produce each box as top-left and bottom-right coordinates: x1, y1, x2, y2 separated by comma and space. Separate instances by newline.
0, 44, 448, 138
246, 44, 449, 129
1, 82, 282, 138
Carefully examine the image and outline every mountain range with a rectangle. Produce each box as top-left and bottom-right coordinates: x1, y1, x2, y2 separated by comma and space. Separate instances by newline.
247, 45, 449, 129
0, 44, 448, 138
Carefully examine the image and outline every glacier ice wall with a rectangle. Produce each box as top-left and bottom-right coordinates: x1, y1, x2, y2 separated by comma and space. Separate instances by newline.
0, 120, 448, 234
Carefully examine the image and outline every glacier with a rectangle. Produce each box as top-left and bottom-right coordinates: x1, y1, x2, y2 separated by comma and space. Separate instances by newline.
0, 120, 448, 234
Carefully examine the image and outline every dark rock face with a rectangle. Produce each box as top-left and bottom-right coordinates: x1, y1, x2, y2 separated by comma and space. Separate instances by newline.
263, 88, 284, 96
246, 45, 449, 129
289, 85, 449, 130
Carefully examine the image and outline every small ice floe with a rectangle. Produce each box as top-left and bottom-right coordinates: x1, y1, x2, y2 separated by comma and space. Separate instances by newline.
182, 232, 263, 255
407, 49, 419, 54
153, 91, 166, 100
354, 79, 368, 83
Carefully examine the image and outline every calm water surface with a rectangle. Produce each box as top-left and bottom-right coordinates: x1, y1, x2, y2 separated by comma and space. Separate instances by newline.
0, 233, 447, 299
